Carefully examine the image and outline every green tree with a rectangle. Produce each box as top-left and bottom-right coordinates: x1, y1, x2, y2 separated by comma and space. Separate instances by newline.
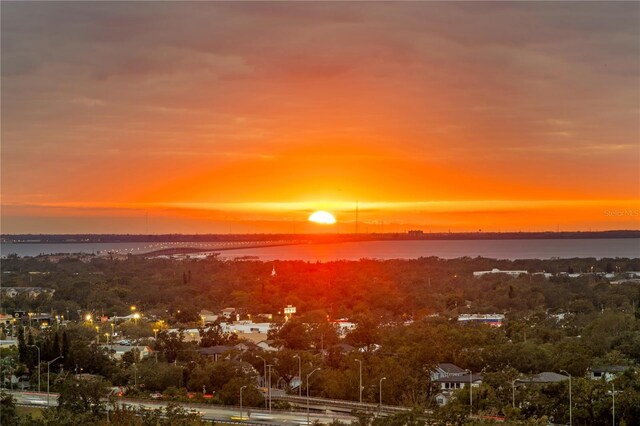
273, 319, 311, 350
41, 336, 52, 361
57, 376, 110, 416
309, 322, 341, 351
36, 408, 97, 426
198, 322, 239, 347
218, 377, 264, 407
371, 408, 426, 426
0, 392, 19, 426
52, 332, 61, 358
345, 314, 380, 352
138, 360, 183, 391
68, 340, 116, 377
25, 330, 37, 369
17, 326, 27, 365
156, 330, 187, 363
110, 402, 207, 426
61, 331, 71, 369
122, 348, 141, 365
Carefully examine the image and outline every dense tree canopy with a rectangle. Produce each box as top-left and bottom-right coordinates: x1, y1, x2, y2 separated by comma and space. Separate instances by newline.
2, 255, 640, 424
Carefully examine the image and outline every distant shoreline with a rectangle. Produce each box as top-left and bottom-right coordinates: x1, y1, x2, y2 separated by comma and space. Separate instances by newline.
2, 230, 639, 244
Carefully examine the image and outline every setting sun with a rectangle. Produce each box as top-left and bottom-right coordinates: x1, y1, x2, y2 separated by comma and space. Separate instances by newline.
308, 211, 336, 225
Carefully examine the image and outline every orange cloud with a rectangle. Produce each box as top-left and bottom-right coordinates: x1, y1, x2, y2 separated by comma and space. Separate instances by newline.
1, 2, 638, 233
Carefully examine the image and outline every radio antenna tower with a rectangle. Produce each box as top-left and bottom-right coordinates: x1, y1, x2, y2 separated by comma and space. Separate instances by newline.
355, 201, 359, 234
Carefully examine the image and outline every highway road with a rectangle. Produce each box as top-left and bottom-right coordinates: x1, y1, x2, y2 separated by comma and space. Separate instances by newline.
6, 391, 357, 425
270, 394, 410, 415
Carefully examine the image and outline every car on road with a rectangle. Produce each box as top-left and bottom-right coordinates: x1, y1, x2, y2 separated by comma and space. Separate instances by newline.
150, 392, 163, 399
24, 398, 48, 406
250, 413, 274, 422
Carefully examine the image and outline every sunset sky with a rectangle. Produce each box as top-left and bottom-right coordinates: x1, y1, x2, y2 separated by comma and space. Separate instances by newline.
2, 2, 639, 234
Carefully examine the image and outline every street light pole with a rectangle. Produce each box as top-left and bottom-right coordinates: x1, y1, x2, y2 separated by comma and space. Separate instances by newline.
47, 356, 63, 406
355, 359, 362, 403
257, 355, 267, 408
560, 370, 572, 426
465, 369, 473, 417
267, 364, 273, 412
511, 379, 517, 408
379, 377, 387, 414
307, 368, 321, 425
240, 385, 247, 420
294, 354, 302, 397
27, 344, 40, 392
612, 382, 615, 426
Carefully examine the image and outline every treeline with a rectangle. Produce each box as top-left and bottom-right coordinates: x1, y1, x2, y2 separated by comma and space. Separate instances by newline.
2, 255, 639, 322
3, 230, 639, 243
2, 256, 640, 424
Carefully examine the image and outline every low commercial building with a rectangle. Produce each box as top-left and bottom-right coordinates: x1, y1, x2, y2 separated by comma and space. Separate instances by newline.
432, 364, 483, 407
198, 345, 234, 361
473, 269, 528, 278
11, 312, 53, 327
257, 340, 279, 352
199, 310, 219, 324
589, 366, 628, 381
517, 372, 569, 384
99, 345, 153, 360
169, 321, 274, 344
221, 321, 272, 334
0, 314, 15, 326
329, 319, 357, 336
431, 363, 466, 381
170, 329, 202, 343
458, 314, 505, 327
221, 307, 239, 319
435, 373, 483, 391
532, 272, 554, 279
1, 287, 55, 299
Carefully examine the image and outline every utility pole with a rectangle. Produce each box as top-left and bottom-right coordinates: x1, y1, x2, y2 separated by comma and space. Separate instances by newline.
379, 377, 386, 414
294, 354, 302, 397
267, 364, 273, 412
257, 356, 267, 409
47, 356, 64, 406
560, 370, 572, 426
355, 201, 359, 234
307, 368, 321, 425
465, 369, 473, 417
240, 385, 247, 420
355, 359, 362, 403
612, 382, 615, 426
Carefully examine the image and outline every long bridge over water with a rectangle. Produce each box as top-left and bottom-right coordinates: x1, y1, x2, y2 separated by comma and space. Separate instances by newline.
136, 240, 308, 258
